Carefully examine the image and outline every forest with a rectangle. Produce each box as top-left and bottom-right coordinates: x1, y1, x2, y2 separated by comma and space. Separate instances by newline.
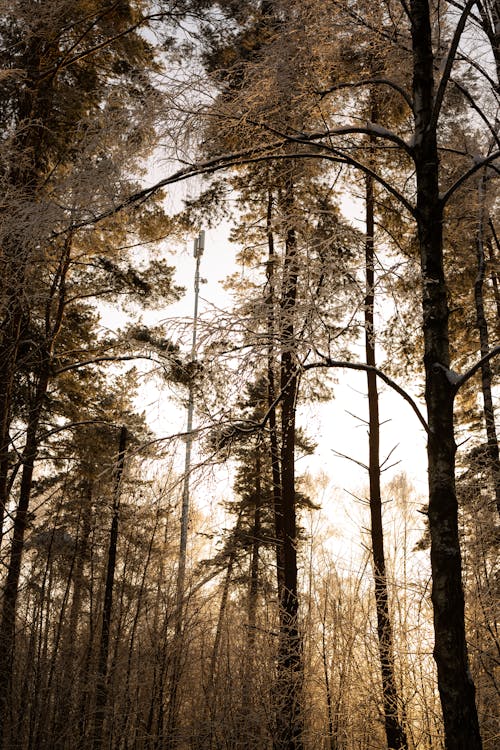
0, 1, 498, 749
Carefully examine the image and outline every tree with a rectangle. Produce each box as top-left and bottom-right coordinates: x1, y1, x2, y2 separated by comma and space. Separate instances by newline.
257, 4, 497, 745
1, 2, 497, 748
207, 2, 498, 745
0, 4, 189, 746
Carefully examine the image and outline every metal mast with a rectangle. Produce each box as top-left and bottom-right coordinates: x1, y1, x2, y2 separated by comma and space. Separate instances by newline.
176, 229, 204, 617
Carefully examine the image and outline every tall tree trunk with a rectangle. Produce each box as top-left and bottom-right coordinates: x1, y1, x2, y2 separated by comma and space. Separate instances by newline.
240, 446, 263, 750
0, 34, 46, 550
0, 310, 22, 549
202, 510, 243, 750
247, 445, 262, 657
0, 235, 70, 746
0, 361, 51, 750
486, 228, 500, 329
474, 179, 500, 517
410, 2, 482, 747
266, 189, 285, 600
92, 425, 128, 750
364, 173, 408, 750
274, 186, 303, 750
117, 508, 161, 750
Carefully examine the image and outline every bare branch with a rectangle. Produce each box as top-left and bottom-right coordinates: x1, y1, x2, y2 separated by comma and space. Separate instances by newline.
316, 78, 414, 110
54, 354, 160, 375
440, 150, 500, 204
260, 121, 414, 156
63, 139, 416, 234
310, 150, 416, 216
453, 345, 500, 389
64, 142, 291, 232
431, 0, 478, 128
449, 76, 500, 148
302, 359, 429, 433
331, 449, 368, 472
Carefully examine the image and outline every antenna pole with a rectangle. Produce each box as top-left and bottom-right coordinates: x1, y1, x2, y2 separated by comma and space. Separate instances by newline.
177, 229, 205, 620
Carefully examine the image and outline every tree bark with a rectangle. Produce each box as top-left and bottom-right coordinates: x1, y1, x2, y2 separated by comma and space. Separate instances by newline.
410, 2, 482, 747
0, 358, 52, 750
247, 445, 262, 656
274, 187, 303, 750
92, 425, 128, 750
0, 310, 22, 549
486, 231, 500, 329
266, 189, 285, 601
202, 511, 243, 750
364, 172, 408, 750
474, 179, 500, 517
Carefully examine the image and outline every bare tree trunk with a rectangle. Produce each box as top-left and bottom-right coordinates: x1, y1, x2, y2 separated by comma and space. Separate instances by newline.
486, 229, 500, 328
0, 311, 21, 548
274, 187, 303, 750
486, 238, 500, 332
202, 511, 243, 750
266, 189, 285, 600
410, 2, 482, 747
92, 425, 128, 750
266, 185, 304, 747
247, 445, 262, 656
117, 508, 162, 750
0, 361, 51, 750
474, 179, 500, 517
364, 173, 408, 750
320, 592, 337, 750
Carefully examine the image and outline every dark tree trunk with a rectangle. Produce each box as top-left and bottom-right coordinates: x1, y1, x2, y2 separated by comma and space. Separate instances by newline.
364, 173, 408, 750
487, 220, 500, 329
474, 181, 500, 517
52, 486, 93, 750
410, 2, 482, 747
477, 0, 500, 90
92, 425, 128, 750
266, 190, 285, 600
0, 310, 22, 548
0, 359, 51, 750
274, 199, 303, 750
202, 511, 243, 750
247, 446, 262, 655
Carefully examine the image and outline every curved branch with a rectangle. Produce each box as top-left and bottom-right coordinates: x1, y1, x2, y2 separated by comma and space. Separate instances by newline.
39, 419, 116, 442
431, 0, 478, 128
307, 148, 416, 216
440, 150, 500, 204
302, 359, 429, 433
61, 140, 416, 233
454, 345, 500, 390
63, 142, 289, 232
456, 51, 500, 92
449, 76, 500, 148
261, 121, 414, 156
54, 354, 160, 375
316, 78, 413, 110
